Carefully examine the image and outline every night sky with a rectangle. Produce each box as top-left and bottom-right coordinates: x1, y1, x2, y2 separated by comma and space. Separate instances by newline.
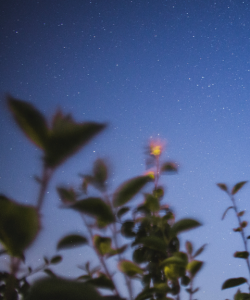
1, 0, 250, 299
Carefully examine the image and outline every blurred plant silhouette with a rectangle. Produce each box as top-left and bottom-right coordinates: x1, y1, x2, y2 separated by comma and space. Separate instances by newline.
0, 96, 205, 300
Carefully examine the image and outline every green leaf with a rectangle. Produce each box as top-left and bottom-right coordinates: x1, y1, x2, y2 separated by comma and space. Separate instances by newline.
193, 244, 207, 258
113, 176, 153, 208
50, 255, 62, 264
25, 277, 101, 300
57, 187, 76, 204
70, 197, 115, 224
171, 218, 202, 236
118, 260, 143, 277
185, 241, 193, 256
161, 253, 188, 268
138, 236, 167, 253
44, 268, 57, 277
107, 245, 127, 257
93, 235, 112, 256
217, 183, 228, 192
232, 181, 248, 195
234, 251, 249, 259
222, 206, 234, 220
238, 211, 245, 217
7, 95, 48, 149
93, 159, 108, 190
57, 234, 87, 250
233, 227, 242, 232
222, 277, 247, 289
117, 207, 130, 219
86, 274, 115, 290
144, 194, 160, 212
121, 221, 135, 238
44, 110, 106, 168
234, 289, 250, 300
0, 195, 40, 257
161, 162, 178, 173
181, 275, 190, 286
153, 187, 164, 199
187, 260, 203, 277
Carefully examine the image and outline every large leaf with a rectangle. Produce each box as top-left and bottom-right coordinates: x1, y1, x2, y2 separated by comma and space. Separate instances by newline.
222, 277, 247, 289
232, 181, 248, 195
86, 273, 115, 290
7, 96, 48, 149
44, 110, 106, 168
57, 234, 88, 250
138, 236, 167, 253
234, 289, 250, 300
187, 260, 203, 277
0, 195, 40, 257
118, 260, 143, 277
70, 197, 115, 224
25, 277, 101, 300
93, 235, 112, 256
113, 176, 152, 208
171, 219, 202, 236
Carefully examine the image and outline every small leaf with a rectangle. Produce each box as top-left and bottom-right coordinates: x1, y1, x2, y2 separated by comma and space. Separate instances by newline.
241, 221, 248, 228
171, 218, 202, 236
234, 251, 249, 259
57, 234, 87, 250
0, 195, 40, 257
222, 277, 247, 289
107, 245, 127, 257
232, 181, 248, 195
181, 275, 190, 286
93, 159, 108, 190
247, 236, 250, 239
238, 211, 245, 217
50, 255, 62, 264
70, 197, 115, 224
118, 260, 143, 277
185, 241, 193, 256
121, 221, 135, 238
217, 183, 228, 192
222, 206, 234, 220
193, 244, 207, 258
57, 187, 76, 204
153, 187, 164, 199
187, 260, 203, 277
117, 207, 130, 219
7, 95, 48, 149
161, 162, 178, 173
93, 235, 112, 256
25, 277, 101, 300
44, 268, 56, 277
113, 176, 152, 208
233, 227, 242, 232
144, 194, 160, 212
138, 236, 167, 253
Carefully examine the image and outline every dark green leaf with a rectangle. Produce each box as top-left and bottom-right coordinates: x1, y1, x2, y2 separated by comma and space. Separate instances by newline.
113, 176, 153, 208
161, 162, 178, 173
234, 251, 249, 259
232, 181, 248, 195
234, 289, 250, 300
222, 277, 247, 289
193, 244, 207, 258
117, 207, 130, 219
107, 245, 127, 257
247, 236, 250, 239
44, 269, 56, 277
86, 274, 114, 290
138, 236, 167, 253
187, 260, 203, 277
153, 187, 164, 199
238, 211, 245, 217
57, 234, 87, 250
241, 221, 248, 228
118, 260, 143, 277
93, 235, 112, 256
57, 187, 76, 204
222, 206, 234, 220
25, 277, 101, 300
70, 197, 114, 224
171, 218, 202, 236
93, 159, 108, 190
185, 241, 193, 256
181, 275, 190, 286
121, 221, 135, 238
217, 183, 228, 192
44, 110, 106, 168
0, 195, 40, 257
233, 227, 242, 232
7, 95, 48, 149
144, 194, 160, 212
50, 255, 62, 264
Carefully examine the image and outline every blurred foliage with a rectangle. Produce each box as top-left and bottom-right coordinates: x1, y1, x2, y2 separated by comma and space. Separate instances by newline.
0, 96, 207, 300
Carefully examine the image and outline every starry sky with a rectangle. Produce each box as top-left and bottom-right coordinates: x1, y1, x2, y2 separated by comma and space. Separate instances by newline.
1, 0, 250, 299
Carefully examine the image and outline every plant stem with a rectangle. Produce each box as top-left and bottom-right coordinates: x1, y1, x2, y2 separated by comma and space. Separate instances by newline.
36, 165, 53, 211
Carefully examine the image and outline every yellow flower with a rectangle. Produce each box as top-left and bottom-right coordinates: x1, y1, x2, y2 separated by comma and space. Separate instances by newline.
144, 170, 155, 179
149, 139, 165, 157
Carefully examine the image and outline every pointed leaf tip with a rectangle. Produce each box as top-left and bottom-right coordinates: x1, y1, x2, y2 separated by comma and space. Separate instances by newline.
232, 181, 248, 195
217, 183, 228, 192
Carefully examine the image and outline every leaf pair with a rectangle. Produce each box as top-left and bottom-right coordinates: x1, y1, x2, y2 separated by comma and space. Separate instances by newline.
8, 96, 106, 169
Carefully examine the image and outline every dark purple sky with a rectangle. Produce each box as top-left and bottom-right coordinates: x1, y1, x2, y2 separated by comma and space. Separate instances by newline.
1, 0, 250, 299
